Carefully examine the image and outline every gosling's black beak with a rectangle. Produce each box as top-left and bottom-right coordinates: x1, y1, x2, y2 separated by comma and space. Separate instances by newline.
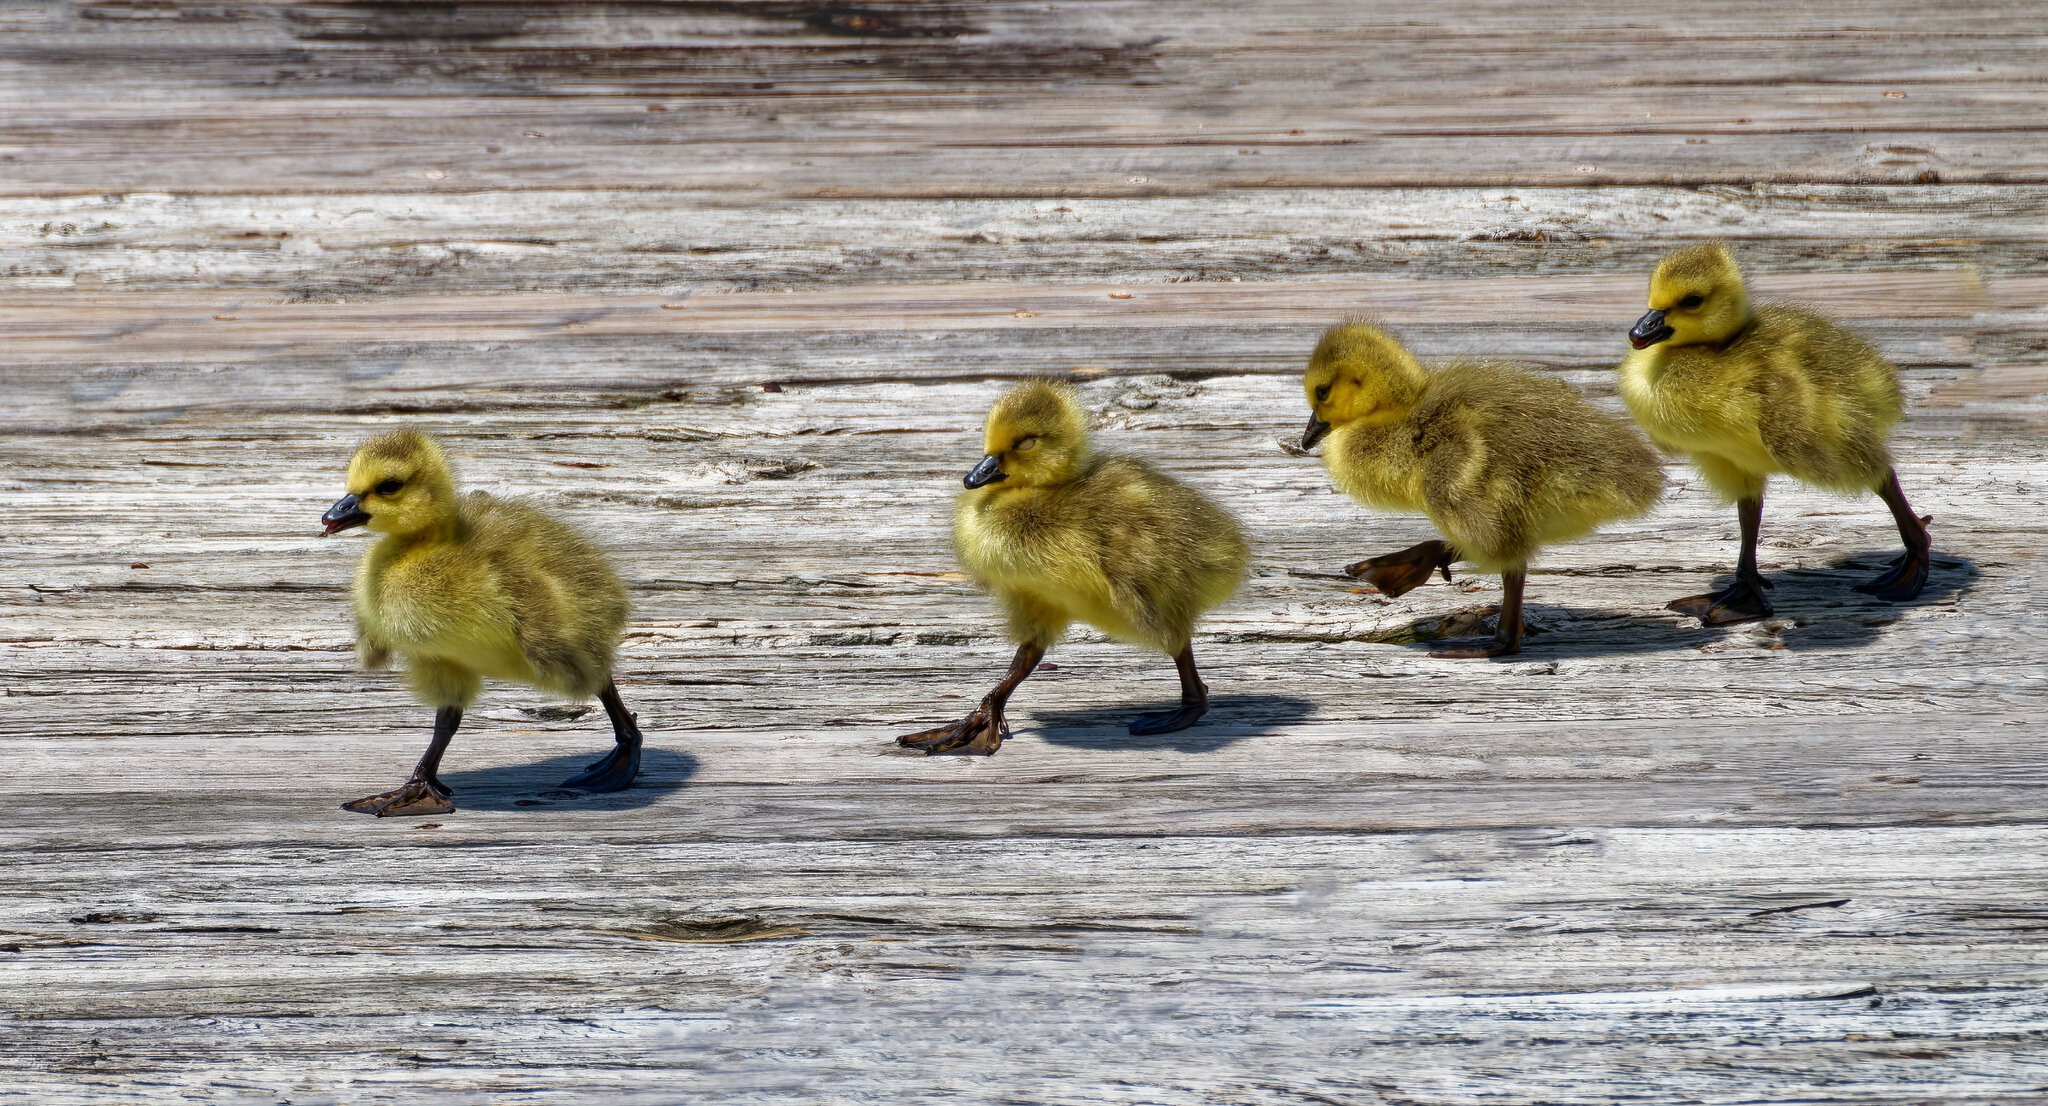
963, 454, 1007, 489
321, 493, 370, 536
1300, 415, 1331, 450
1629, 309, 1674, 350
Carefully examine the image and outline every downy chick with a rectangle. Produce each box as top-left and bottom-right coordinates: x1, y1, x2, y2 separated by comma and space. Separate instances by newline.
1621, 241, 1933, 624
1302, 320, 1665, 657
321, 429, 644, 816
899, 380, 1249, 755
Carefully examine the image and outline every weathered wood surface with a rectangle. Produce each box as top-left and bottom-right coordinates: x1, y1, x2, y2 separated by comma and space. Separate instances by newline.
7, 1, 2048, 193
4, 2, 2048, 1103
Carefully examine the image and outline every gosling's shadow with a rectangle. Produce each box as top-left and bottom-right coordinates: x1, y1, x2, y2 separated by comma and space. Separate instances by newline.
1029, 692, 1316, 753
1389, 550, 1981, 659
1747, 550, 1980, 651
440, 747, 696, 813
1383, 601, 1714, 660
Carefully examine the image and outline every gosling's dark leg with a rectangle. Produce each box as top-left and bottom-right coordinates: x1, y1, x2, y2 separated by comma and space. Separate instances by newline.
1669, 493, 1773, 626
1344, 539, 1458, 598
344, 707, 461, 817
1854, 467, 1933, 601
898, 642, 1044, 757
1129, 642, 1211, 735
1431, 567, 1526, 659
561, 680, 644, 792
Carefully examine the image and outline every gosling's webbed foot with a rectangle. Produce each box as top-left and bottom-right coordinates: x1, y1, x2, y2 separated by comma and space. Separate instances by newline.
1344, 540, 1457, 598
1665, 591, 1722, 619
560, 742, 642, 792
1668, 574, 1773, 626
1853, 515, 1933, 602
1128, 697, 1209, 736
342, 778, 454, 818
897, 702, 1006, 756
1428, 636, 1519, 659
1857, 551, 1904, 587
1858, 553, 1930, 602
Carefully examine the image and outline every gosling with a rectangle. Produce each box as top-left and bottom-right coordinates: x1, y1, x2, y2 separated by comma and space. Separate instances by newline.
1622, 241, 1933, 624
1302, 320, 1665, 658
320, 429, 645, 816
899, 380, 1249, 755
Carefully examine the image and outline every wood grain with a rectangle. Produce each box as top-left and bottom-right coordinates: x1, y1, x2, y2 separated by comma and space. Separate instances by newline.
3, 3, 2047, 1103
14, 186, 2048, 301
6, 2, 2048, 193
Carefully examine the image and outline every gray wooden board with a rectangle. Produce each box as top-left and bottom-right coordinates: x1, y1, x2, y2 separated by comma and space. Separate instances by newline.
8, 2, 2048, 192
4, 2, 2048, 1103
5, 186, 2048, 299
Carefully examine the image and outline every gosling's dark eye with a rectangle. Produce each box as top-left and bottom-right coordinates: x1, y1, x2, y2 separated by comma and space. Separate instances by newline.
1315, 385, 1331, 401
1677, 293, 1705, 310
374, 479, 404, 496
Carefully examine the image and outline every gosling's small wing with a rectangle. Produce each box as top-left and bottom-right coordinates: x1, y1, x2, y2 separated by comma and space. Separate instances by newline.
1088, 457, 1244, 649
1435, 366, 1666, 557
1410, 391, 1523, 562
1079, 465, 1178, 644
1749, 305, 1903, 489
464, 493, 628, 697
1486, 366, 1666, 521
